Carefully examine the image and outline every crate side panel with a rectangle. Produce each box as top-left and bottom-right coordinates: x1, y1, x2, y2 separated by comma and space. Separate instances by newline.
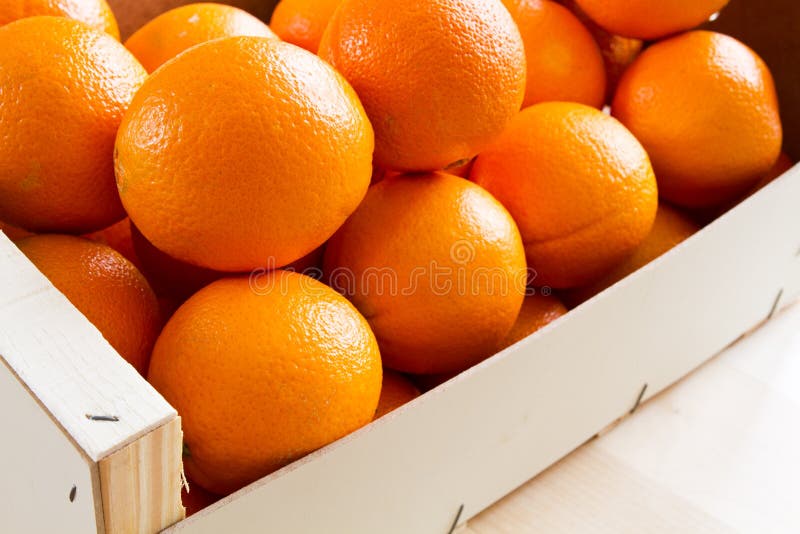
0, 356, 101, 533
168, 170, 800, 533
100, 417, 185, 533
0, 232, 176, 461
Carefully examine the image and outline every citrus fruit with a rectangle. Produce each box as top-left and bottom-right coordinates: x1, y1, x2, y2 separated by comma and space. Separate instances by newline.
324, 172, 527, 375
182, 480, 220, 517
564, 204, 699, 306
574, 0, 729, 40
0, 219, 33, 241
750, 151, 793, 193
16, 234, 160, 375
414, 291, 566, 390
375, 370, 421, 418
0, 0, 120, 38
318, 0, 526, 171
612, 31, 783, 208
130, 223, 224, 300
124, 3, 277, 73
148, 272, 382, 494
499, 293, 567, 348
84, 217, 141, 269
470, 102, 658, 289
270, 0, 340, 53
115, 36, 373, 272
502, 0, 605, 108
557, 0, 642, 101
0, 16, 146, 233
283, 244, 325, 278
695, 152, 795, 224
108, 0, 275, 40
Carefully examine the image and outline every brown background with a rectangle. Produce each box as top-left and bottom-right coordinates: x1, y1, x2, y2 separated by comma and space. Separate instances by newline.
106, 0, 798, 159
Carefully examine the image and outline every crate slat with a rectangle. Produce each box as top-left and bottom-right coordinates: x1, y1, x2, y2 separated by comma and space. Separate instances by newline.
0, 232, 176, 461
167, 165, 800, 533
0, 356, 101, 533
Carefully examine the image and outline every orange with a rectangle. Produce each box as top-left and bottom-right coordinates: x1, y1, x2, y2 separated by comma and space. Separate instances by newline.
557, 0, 642, 101
564, 204, 699, 306
414, 291, 566, 390
574, 0, 729, 40
0, 17, 146, 233
612, 31, 783, 208
269, 0, 340, 53
499, 293, 567, 348
16, 234, 160, 375
125, 3, 277, 73
0, 219, 33, 241
470, 102, 658, 289
148, 272, 382, 494
116, 37, 373, 272
319, 0, 526, 172
324, 172, 527, 375
750, 151, 793, 192
108, 0, 276, 41
130, 223, 224, 300
502, 0, 605, 108
0, 0, 120, 38
374, 370, 421, 418
695, 151, 795, 224
283, 244, 325, 278
84, 217, 141, 269
182, 479, 220, 517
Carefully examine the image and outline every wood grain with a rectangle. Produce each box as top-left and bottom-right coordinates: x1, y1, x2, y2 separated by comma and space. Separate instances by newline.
99, 417, 185, 533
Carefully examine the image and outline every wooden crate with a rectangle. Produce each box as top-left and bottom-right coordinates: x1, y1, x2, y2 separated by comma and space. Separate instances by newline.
1, 0, 799, 532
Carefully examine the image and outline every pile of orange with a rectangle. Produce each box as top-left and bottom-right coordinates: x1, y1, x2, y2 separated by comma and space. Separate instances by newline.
0, 0, 789, 509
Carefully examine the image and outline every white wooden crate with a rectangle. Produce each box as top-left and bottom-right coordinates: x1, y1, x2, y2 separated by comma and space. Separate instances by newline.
1, 0, 799, 532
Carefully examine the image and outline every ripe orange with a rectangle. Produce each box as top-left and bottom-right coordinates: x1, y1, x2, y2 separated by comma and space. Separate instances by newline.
16, 234, 160, 375
414, 291, 566, 390
84, 217, 141, 269
0, 17, 146, 233
470, 102, 658, 289
270, 0, 340, 53
0, 0, 120, 38
557, 0, 642, 101
502, 0, 605, 108
182, 480, 220, 517
148, 272, 382, 494
107, 0, 276, 40
574, 0, 729, 40
324, 172, 527, 375
375, 370, 421, 418
283, 244, 325, 278
695, 151, 795, 224
319, 0, 526, 171
612, 31, 783, 208
130, 223, 224, 300
116, 37, 373, 272
125, 3, 277, 73
564, 204, 699, 306
750, 151, 793, 192
0, 219, 33, 241
499, 293, 567, 348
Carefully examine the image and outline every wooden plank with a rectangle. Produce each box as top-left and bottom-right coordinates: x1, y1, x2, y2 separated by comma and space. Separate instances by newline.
0, 356, 102, 533
166, 165, 800, 534
0, 231, 176, 461
99, 417, 185, 534
466, 302, 800, 533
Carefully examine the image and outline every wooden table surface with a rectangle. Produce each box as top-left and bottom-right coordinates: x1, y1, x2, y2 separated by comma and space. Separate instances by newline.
459, 301, 800, 533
